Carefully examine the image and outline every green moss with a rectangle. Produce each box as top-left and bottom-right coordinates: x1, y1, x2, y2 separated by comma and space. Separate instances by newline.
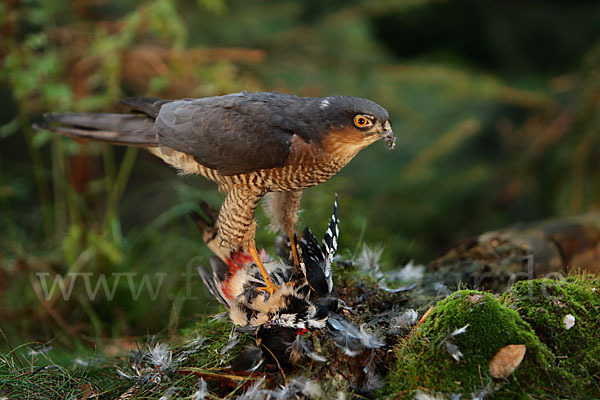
387, 277, 600, 398
500, 276, 600, 395
387, 290, 568, 398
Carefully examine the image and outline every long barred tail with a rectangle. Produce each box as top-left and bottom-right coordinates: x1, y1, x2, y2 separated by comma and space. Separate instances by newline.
32, 97, 168, 147
33, 112, 159, 147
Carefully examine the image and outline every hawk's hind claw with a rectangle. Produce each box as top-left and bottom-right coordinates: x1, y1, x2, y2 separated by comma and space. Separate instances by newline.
256, 282, 278, 295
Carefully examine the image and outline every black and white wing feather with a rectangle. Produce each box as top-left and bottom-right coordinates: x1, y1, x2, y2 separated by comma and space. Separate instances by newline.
299, 195, 339, 295
321, 194, 339, 292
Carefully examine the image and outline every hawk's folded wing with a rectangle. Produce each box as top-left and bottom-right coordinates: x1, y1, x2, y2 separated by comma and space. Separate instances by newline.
155, 92, 301, 176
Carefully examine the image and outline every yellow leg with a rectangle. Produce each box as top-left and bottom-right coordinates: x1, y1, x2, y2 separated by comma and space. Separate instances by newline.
249, 244, 277, 294
287, 229, 301, 270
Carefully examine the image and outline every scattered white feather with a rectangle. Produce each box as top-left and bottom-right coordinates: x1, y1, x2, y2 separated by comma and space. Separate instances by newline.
374, 260, 424, 293
328, 316, 362, 355
391, 309, 418, 329
175, 335, 205, 365
158, 387, 180, 400
439, 324, 468, 361
414, 391, 446, 400
472, 387, 492, 400
363, 369, 384, 393
362, 354, 384, 393
563, 314, 575, 330
388, 260, 425, 282
247, 358, 265, 373
186, 334, 205, 349
192, 378, 208, 400
288, 335, 327, 363
220, 331, 240, 355
237, 377, 267, 400
433, 282, 452, 297
211, 311, 229, 320
74, 358, 89, 367
147, 342, 172, 371
269, 377, 323, 399
444, 341, 464, 361
359, 325, 384, 349
305, 350, 327, 363
328, 316, 383, 356
357, 244, 384, 272
28, 345, 53, 356
115, 368, 135, 380
319, 99, 331, 110
328, 315, 359, 336
446, 324, 470, 340
295, 378, 323, 398
343, 348, 361, 357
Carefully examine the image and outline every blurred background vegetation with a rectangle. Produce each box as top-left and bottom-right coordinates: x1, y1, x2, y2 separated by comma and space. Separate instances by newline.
1, 0, 599, 354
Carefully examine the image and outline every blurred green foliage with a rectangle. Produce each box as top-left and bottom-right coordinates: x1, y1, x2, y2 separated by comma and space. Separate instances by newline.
1, 0, 599, 354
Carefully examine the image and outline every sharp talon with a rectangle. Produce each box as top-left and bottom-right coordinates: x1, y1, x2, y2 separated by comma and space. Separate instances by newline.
248, 244, 278, 295
256, 284, 277, 295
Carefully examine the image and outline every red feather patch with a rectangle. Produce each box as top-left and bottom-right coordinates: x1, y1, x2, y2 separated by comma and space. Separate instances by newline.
222, 251, 254, 298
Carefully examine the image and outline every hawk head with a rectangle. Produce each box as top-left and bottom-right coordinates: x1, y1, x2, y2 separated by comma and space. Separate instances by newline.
319, 96, 395, 150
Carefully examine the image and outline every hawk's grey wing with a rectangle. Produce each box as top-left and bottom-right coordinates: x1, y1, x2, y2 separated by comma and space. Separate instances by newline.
155, 92, 306, 176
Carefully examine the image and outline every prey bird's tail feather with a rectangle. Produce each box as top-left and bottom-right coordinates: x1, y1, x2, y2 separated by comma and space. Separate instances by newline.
34, 112, 159, 147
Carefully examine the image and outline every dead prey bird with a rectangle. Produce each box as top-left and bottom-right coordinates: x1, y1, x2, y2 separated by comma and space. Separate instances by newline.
195, 197, 384, 369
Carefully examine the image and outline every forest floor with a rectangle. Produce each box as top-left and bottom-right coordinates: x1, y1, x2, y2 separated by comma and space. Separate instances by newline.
2, 216, 599, 399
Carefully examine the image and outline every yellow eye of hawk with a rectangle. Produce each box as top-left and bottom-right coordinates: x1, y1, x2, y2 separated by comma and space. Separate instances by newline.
354, 115, 370, 128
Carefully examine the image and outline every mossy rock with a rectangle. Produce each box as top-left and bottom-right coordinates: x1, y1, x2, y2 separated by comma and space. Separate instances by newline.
501, 276, 600, 395
386, 290, 570, 398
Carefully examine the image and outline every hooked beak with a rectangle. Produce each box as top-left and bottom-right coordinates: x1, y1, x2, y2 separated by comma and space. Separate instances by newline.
381, 120, 395, 150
